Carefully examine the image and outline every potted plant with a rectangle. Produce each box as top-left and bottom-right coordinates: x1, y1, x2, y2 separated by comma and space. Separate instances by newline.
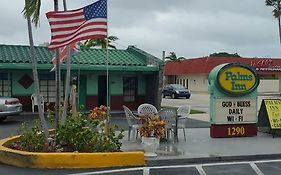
138, 114, 166, 157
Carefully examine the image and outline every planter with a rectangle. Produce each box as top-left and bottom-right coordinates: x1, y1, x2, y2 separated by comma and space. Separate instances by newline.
0, 135, 145, 169
141, 137, 160, 157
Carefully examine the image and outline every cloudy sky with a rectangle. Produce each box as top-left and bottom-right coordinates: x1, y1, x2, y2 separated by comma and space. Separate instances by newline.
0, 0, 281, 59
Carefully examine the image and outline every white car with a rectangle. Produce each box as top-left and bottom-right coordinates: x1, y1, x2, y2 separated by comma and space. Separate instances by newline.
0, 97, 22, 121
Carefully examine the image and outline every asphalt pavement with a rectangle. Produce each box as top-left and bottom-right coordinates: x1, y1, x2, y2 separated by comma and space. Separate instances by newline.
1, 112, 281, 174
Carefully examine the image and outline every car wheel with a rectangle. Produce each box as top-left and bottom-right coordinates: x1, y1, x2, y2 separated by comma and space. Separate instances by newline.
0, 117, 7, 122
162, 93, 165, 98
172, 93, 176, 99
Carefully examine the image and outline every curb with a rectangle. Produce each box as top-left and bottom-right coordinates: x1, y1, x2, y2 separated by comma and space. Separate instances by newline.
0, 136, 145, 169
147, 154, 281, 166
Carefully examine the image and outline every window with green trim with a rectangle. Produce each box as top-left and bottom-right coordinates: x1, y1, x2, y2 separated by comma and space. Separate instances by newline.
123, 77, 137, 102
39, 74, 64, 103
0, 73, 11, 96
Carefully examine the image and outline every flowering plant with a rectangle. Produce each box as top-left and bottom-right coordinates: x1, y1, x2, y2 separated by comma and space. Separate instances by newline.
139, 114, 166, 138
89, 105, 108, 120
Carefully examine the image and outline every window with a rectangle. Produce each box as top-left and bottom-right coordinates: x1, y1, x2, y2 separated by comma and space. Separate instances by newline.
39, 74, 64, 102
183, 79, 186, 87
0, 73, 11, 96
123, 77, 137, 102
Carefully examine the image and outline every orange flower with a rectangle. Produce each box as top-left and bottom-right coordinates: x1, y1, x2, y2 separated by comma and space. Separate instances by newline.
89, 105, 108, 120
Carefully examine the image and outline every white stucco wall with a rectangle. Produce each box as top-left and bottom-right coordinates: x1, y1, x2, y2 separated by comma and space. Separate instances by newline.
176, 74, 208, 93
175, 74, 281, 94
257, 79, 279, 93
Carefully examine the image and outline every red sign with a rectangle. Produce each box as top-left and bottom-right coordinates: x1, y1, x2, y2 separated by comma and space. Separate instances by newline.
250, 59, 273, 68
210, 124, 257, 138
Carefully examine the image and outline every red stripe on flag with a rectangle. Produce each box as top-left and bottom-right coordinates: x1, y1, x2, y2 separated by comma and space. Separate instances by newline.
46, 10, 83, 18
49, 18, 85, 25
50, 21, 106, 32
51, 28, 107, 43
49, 34, 106, 50
51, 28, 107, 40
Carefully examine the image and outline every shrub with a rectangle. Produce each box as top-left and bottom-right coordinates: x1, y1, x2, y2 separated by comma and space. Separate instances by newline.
18, 119, 46, 152
16, 107, 124, 153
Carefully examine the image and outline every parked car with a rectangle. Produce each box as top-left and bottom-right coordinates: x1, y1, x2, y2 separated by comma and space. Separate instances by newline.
162, 84, 191, 99
0, 97, 22, 121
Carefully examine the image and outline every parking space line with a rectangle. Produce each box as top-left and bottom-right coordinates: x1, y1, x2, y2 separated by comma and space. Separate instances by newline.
143, 167, 150, 175
67, 167, 144, 175
196, 165, 207, 175
67, 159, 281, 175
250, 162, 264, 175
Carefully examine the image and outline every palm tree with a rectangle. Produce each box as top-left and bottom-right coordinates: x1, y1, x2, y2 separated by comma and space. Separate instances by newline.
24, 0, 60, 128
265, 0, 281, 45
82, 36, 119, 49
165, 52, 185, 62
61, 0, 74, 125
23, 0, 49, 140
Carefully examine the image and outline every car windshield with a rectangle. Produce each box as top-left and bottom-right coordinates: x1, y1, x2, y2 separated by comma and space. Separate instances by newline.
171, 84, 186, 90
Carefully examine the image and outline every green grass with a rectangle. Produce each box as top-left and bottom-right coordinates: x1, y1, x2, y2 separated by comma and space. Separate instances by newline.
161, 106, 205, 114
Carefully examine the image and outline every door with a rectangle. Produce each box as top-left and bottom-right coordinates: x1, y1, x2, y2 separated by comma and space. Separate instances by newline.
98, 75, 107, 106
78, 75, 86, 109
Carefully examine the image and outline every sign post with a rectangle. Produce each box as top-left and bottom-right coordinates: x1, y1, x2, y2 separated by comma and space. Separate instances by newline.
208, 63, 260, 138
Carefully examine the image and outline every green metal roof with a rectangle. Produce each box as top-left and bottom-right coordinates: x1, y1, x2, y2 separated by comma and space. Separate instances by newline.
0, 44, 162, 72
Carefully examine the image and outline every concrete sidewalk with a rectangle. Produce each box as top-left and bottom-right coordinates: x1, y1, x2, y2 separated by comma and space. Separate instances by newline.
121, 113, 281, 166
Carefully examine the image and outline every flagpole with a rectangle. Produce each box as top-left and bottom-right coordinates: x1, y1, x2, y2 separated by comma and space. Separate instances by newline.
106, 0, 109, 123
54, 0, 60, 130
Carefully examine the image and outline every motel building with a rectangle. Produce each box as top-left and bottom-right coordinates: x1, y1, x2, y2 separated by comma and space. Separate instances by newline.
0, 44, 163, 111
164, 56, 281, 94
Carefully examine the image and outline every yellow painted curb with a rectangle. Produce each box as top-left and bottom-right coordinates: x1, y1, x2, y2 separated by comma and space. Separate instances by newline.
0, 136, 145, 168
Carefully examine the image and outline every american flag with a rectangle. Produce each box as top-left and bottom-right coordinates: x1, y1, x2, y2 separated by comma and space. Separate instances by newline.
50, 42, 80, 72
46, 0, 107, 50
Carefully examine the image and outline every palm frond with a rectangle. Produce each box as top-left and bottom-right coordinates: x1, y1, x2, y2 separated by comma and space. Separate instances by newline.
22, 0, 41, 27
83, 36, 119, 49
165, 52, 184, 62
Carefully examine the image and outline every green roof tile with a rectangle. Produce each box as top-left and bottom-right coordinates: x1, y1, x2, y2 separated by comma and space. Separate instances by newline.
0, 44, 162, 72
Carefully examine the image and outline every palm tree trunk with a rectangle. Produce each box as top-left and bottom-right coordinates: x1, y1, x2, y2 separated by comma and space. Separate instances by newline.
61, 0, 72, 124
61, 47, 71, 124
26, 16, 49, 140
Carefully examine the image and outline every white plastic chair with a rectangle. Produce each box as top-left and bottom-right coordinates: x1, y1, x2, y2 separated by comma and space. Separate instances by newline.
123, 105, 141, 141
137, 103, 158, 115
176, 105, 191, 141
31, 93, 44, 112
158, 108, 177, 141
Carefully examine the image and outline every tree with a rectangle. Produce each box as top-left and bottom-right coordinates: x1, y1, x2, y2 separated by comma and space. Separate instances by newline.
265, 0, 281, 45
165, 52, 185, 62
209, 52, 241, 57
82, 36, 119, 49
24, 0, 70, 128
22, 0, 49, 141
61, 0, 74, 125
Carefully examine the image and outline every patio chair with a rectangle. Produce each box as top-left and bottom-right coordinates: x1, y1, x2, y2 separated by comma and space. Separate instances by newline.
31, 93, 44, 113
137, 103, 158, 116
123, 105, 141, 141
158, 108, 177, 141
176, 105, 191, 141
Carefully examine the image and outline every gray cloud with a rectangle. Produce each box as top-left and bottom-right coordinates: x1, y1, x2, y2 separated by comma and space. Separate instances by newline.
0, 0, 280, 59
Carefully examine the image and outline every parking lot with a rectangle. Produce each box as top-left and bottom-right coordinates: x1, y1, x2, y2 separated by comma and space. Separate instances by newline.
161, 92, 281, 113
65, 159, 281, 175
